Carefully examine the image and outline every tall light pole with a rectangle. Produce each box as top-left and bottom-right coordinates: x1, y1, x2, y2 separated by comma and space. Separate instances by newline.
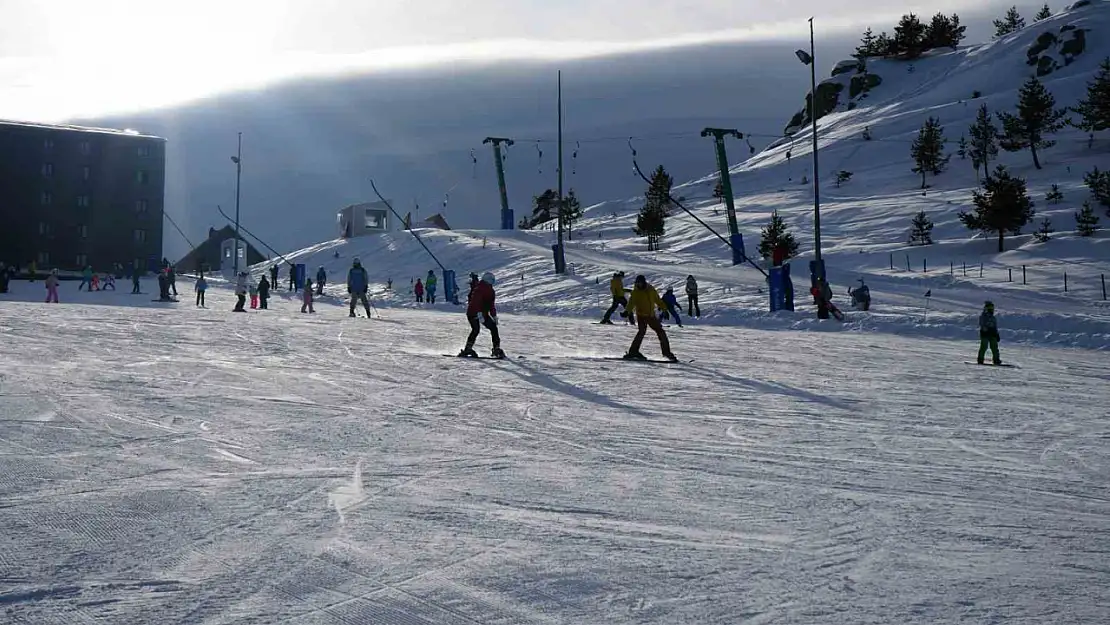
230, 132, 242, 275
795, 17, 823, 282
555, 69, 565, 274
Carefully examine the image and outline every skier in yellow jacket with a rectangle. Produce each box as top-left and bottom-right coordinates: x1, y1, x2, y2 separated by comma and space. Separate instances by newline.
624, 274, 677, 361
600, 271, 635, 325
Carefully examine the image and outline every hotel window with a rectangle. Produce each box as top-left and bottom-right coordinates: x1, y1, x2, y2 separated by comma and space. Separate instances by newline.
40, 192, 52, 205
133, 229, 146, 243
79, 140, 91, 155
41, 163, 54, 177
76, 195, 90, 208
136, 199, 149, 214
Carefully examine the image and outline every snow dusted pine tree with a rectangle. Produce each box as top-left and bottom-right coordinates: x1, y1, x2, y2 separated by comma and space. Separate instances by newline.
1075, 202, 1101, 236
634, 166, 671, 251
960, 165, 1035, 251
758, 211, 800, 259
999, 77, 1067, 170
1045, 184, 1063, 204
911, 117, 949, 188
994, 6, 1025, 37
909, 210, 934, 245
1072, 57, 1110, 141
1033, 217, 1053, 243
1035, 4, 1052, 22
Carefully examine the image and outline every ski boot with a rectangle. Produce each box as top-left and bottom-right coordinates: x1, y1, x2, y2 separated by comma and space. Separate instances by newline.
349, 311, 357, 318
622, 351, 647, 361
491, 347, 506, 360
458, 346, 478, 358
599, 318, 614, 325
662, 351, 679, 363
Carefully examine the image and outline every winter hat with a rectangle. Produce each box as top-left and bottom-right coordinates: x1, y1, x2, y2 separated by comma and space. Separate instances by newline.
481, 272, 495, 286
984, 300, 994, 310
634, 274, 647, 286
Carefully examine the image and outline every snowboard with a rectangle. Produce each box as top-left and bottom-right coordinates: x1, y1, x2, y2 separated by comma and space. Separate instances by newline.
443, 353, 513, 360
606, 356, 692, 364
964, 361, 1019, 368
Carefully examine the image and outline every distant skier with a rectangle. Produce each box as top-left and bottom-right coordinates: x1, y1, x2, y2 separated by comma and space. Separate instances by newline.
102, 273, 115, 290
0, 263, 9, 294
347, 258, 372, 318
131, 267, 141, 294
302, 279, 315, 313
167, 265, 178, 296
414, 278, 424, 303
233, 271, 248, 312
44, 269, 59, 303
258, 275, 270, 309
977, 301, 1002, 365
316, 266, 327, 296
425, 270, 438, 304
601, 271, 632, 325
810, 277, 842, 320
157, 270, 173, 301
624, 274, 677, 362
78, 265, 93, 291
661, 287, 684, 327
458, 272, 504, 359
848, 279, 871, 311
90, 273, 100, 291
685, 275, 700, 318
195, 274, 208, 307
249, 281, 259, 309
270, 264, 279, 290
288, 265, 297, 292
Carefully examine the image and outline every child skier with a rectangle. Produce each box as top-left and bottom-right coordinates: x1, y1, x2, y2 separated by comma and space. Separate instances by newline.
258, 275, 270, 309
195, 274, 208, 307
249, 282, 259, 309
458, 272, 504, 359
302, 279, 315, 313
103, 273, 116, 290
685, 275, 700, 317
45, 269, 59, 303
414, 278, 424, 303
661, 287, 684, 327
977, 300, 1002, 365
624, 274, 677, 362
233, 271, 248, 312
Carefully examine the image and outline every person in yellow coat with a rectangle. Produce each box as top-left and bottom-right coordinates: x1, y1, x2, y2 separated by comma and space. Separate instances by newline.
624, 274, 677, 361
600, 271, 634, 325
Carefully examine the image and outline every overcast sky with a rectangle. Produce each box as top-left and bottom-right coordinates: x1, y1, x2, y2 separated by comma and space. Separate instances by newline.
0, 0, 1024, 121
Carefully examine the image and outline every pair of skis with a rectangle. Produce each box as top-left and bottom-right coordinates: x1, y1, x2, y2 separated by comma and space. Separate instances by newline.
442, 353, 691, 364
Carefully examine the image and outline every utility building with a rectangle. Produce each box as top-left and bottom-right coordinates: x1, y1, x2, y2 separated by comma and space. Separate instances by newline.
337, 201, 391, 239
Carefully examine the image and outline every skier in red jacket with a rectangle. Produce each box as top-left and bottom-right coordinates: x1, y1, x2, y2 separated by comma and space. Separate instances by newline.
458, 272, 504, 359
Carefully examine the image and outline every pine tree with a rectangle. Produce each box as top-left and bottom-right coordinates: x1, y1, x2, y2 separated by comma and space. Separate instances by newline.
1073, 57, 1110, 135
968, 104, 999, 178
875, 32, 894, 56
960, 165, 1035, 252
634, 165, 671, 251
1045, 183, 1063, 204
856, 28, 878, 58
1035, 4, 1052, 21
911, 117, 949, 188
909, 210, 934, 245
994, 6, 1025, 37
894, 13, 927, 58
998, 77, 1067, 169
836, 171, 853, 187
957, 135, 968, 160
1075, 201, 1101, 236
758, 211, 800, 259
560, 189, 583, 240
1085, 166, 1110, 211
1033, 217, 1053, 242
924, 13, 966, 50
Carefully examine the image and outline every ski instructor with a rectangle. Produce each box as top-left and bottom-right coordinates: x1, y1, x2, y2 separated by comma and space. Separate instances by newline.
458, 272, 505, 359
346, 258, 373, 318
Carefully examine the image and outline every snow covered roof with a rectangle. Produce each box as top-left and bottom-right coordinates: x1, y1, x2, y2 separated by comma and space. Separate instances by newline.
0, 118, 164, 140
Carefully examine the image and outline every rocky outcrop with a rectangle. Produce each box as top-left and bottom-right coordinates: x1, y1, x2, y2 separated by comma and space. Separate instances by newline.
1026, 23, 1089, 76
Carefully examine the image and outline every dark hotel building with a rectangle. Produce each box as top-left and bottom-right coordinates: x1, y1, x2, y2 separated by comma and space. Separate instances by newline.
0, 119, 166, 273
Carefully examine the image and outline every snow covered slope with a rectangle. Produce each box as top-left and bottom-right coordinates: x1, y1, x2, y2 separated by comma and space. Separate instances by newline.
249, 2, 1110, 351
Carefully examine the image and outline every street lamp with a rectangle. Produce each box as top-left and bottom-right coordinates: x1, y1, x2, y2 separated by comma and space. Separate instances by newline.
231, 132, 242, 275
795, 17, 823, 285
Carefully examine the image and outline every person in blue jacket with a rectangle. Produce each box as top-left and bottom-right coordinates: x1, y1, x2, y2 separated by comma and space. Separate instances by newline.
347, 258, 372, 318
660, 287, 684, 327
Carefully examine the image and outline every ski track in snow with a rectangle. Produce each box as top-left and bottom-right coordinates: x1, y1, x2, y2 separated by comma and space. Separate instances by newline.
1, 296, 1109, 624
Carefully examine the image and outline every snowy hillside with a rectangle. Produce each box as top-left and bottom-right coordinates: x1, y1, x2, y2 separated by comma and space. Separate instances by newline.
248, 1, 1110, 350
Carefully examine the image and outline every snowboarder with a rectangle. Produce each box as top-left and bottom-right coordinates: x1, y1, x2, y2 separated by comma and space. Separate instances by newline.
270, 264, 279, 290
157, 270, 174, 301
810, 277, 841, 320
233, 271, 248, 312
425, 270, 438, 304
601, 271, 632, 325
685, 275, 700, 317
195, 274, 208, 307
347, 258, 372, 317
414, 278, 424, 303
661, 287, 684, 327
258, 275, 270, 309
848, 279, 871, 311
102, 273, 115, 290
458, 272, 504, 358
302, 279, 315, 313
44, 269, 59, 303
977, 301, 1002, 365
624, 275, 676, 362
316, 266, 327, 296
78, 265, 93, 291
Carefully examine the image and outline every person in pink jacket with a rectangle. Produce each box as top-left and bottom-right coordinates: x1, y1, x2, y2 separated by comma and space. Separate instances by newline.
45, 269, 60, 303
302, 279, 315, 313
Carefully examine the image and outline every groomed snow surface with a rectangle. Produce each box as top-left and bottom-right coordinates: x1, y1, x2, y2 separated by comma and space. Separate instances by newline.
2, 282, 1110, 624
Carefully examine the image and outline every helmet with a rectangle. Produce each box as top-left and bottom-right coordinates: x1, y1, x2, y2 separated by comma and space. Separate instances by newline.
984, 300, 994, 309
634, 274, 647, 285
665, 286, 673, 292
353, 257, 361, 266
51, 268, 58, 275
481, 272, 495, 286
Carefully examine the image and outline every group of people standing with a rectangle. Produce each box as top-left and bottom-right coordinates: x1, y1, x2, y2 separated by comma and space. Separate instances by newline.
413, 270, 439, 303
598, 271, 688, 361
